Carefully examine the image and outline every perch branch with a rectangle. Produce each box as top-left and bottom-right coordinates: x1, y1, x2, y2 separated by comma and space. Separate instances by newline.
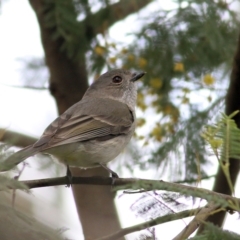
17, 176, 240, 209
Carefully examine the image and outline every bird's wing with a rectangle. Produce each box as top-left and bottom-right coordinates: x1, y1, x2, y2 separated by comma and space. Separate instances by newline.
33, 97, 134, 149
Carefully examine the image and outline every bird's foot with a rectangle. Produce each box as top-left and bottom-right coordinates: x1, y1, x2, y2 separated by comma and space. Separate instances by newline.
99, 163, 119, 185
65, 165, 72, 188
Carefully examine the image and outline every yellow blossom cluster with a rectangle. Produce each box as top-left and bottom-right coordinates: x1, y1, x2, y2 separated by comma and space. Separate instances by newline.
203, 74, 215, 85
151, 124, 163, 142
127, 54, 134, 61
138, 57, 147, 68
174, 62, 184, 72
137, 118, 146, 127
137, 92, 147, 111
150, 78, 162, 89
109, 57, 116, 64
94, 46, 105, 56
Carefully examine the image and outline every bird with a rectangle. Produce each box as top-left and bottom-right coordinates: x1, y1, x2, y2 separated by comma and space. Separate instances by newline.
0, 69, 145, 178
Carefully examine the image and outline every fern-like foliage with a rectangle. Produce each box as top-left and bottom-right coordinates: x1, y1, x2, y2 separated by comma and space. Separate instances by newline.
0, 144, 65, 239
114, 0, 239, 179
202, 110, 240, 193
148, 97, 224, 181
43, 0, 88, 59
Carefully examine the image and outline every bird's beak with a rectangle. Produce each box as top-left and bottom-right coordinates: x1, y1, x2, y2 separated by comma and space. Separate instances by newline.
130, 72, 146, 82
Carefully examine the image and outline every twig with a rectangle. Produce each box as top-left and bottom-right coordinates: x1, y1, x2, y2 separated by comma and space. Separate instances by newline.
96, 207, 202, 240
0, 83, 47, 90
17, 176, 240, 210
172, 202, 220, 240
123, 189, 150, 194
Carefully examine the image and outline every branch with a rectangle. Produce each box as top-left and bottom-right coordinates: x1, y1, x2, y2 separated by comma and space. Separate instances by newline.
0, 83, 48, 90
0, 129, 37, 147
172, 203, 220, 240
17, 176, 238, 239
96, 207, 203, 240
18, 176, 240, 208
82, 0, 152, 40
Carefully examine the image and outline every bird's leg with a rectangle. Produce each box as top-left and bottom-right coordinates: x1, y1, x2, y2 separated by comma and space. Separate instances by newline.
66, 165, 72, 187
99, 163, 119, 178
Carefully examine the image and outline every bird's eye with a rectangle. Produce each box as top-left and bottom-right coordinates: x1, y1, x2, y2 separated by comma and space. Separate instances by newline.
112, 76, 122, 84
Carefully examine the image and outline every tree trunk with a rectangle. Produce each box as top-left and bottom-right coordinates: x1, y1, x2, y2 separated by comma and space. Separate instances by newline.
29, 0, 123, 238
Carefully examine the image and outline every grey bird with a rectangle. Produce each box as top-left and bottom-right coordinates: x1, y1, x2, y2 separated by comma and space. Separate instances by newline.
0, 69, 145, 176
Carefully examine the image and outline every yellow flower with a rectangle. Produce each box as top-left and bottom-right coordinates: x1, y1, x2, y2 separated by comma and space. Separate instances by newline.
138, 57, 147, 68
150, 78, 162, 89
121, 48, 128, 54
137, 118, 146, 127
174, 62, 184, 72
163, 105, 172, 114
127, 54, 135, 61
137, 92, 147, 110
203, 74, 215, 85
138, 101, 147, 111
94, 46, 105, 56
109, 57, 116, 64
151, 124, 162, 142
138, 92, 144, 102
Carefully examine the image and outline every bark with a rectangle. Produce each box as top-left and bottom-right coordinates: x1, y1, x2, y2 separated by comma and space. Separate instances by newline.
29, 0, 88, 114
198, 32, 240, 231
26, 0, 152, 238
71, 167, 120, 239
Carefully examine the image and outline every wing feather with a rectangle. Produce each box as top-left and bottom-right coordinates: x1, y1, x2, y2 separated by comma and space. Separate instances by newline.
33, 97, 134, 150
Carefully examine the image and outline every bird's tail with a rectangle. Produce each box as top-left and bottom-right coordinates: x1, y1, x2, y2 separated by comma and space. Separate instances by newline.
0, 145, 38, 171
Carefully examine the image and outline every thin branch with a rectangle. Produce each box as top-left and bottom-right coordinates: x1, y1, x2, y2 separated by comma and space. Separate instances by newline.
82, 0, 152, 40
0, 83, 48, 90
123, 189, 150, 194
172, 202, 220, 240
96, 207, 202, 240
18, 176, 240, 208
0, 129, 37, 148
